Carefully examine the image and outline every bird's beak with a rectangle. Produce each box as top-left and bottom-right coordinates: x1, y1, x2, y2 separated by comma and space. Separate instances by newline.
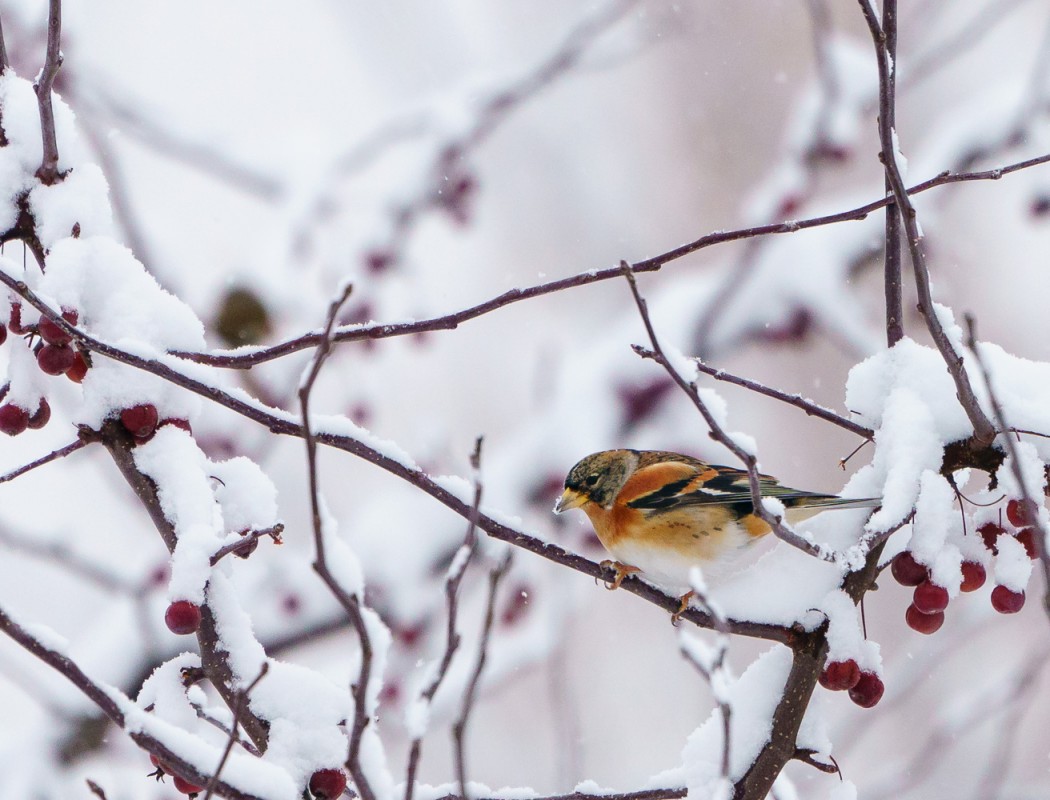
554, 487, 587, 514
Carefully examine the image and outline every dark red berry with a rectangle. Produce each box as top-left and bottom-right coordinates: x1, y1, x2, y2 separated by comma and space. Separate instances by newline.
0, 324, 6, 346
978, 522, 1004, 554
66, 350, 89, 382
819, 659, 861, 691
991, 585, 1025, 614
172, 775, 203, 795
0, 404, 29, 436
27, 399, 50, 429
960, 561, 986, 592
164, 600, 202, 635
309, 768, 348, 799
890, 551, 927, 586
8, 302, 25, 334
905, 603, 944, 634
1016, 527, 1039, 560
1007, 498, 1034, 528
365, 250, 393, 273
37, 308, 77, 346
501, 584, 531, 626
1032, 195, 1050, 217
121, 404, 159, 439
848, 671, 885, 708
37, 343, 76, 375
913, 580, 949, 614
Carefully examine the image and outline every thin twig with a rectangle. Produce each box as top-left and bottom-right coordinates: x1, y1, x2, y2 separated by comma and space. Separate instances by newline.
881, 0, 904, 347
202, 663, 269, 800
0, 523, 132, 594
168, 151, 1050, 369
0, 438, 88, 484
34, 0, 63, 185
622, 263, 832, 562
85, 780, 107, 800
692, 360, 873, 439
452, 553, 512, 800
857, 0, 997, 446
297, 282, 377, 800
208, 523, 284, 566
0, 13, 9, 74
405, 439, 485, 800
963, 314, 1050, 621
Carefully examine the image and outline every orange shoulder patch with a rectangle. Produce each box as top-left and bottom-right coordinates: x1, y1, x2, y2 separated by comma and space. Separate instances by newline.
617, 461, 711, 506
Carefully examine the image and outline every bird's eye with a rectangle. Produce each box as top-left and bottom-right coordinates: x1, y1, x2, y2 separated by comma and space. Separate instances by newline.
584, 474, 599, 487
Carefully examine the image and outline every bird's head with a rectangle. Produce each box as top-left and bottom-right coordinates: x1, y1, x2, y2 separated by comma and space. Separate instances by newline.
554, 449, 638, 513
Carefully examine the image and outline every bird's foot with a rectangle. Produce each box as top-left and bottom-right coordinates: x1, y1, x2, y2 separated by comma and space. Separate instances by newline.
671, 590, 696, 626
598, 560, 641, 590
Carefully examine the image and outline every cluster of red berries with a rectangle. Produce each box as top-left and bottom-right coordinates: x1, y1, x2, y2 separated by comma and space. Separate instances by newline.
819, 659, 885, 708
892, 498, 1036, 635
0, 302, 89, 436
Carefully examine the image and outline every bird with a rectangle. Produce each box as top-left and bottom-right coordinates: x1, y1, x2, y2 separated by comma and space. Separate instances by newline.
553, 449, 880, 619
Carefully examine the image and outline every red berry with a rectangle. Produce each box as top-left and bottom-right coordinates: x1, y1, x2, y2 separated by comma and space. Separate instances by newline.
913, 580, 949, 614
66, 350, 89, 382
1016, 527, 1039, 560
501, 584, 531, 626
991, 585, 1026, 614
978, 522, 1004, 554
905, 603, 944, 634
37, 343, 76, 375
1006, 498, 1034, 528
165, 600, 202, 635
960, 561, 986, 592
848, 671, 885, 708
890, 551, 927, 586
172, 775, 203, 795
819, 659, 861, 691
0, 404, 29, 436
27, 399, 50, 429
38, 309, 77, 346
0, 324, 6, 346
8, 302, 25, 333
121, 404, 159, 439
309, 768, 348, 799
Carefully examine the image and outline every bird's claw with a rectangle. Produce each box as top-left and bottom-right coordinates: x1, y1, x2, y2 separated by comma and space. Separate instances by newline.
671, 590, 696, 626
598, 559, 640, 591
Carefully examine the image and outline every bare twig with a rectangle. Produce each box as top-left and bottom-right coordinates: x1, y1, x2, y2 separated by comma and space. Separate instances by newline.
405, 439, 485, 800
622, 263, 832, 562
692, 360, 873, 439
85, 780, 107, 800
881, 0, 904, 347
452, 553, 512, 800
963, 314, 1050, 621
0, 14, 9, 74
0, 523, 132, 594
202, 663, 269, 800
0, 438, 88, 484
297, 281, 377, 800
168, 151, 1050, 370
208, 523, 284, 566
857, 0, 997, 446
34, 0, 63, 185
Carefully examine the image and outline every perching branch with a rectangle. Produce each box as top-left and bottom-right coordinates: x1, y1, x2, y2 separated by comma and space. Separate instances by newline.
202, 663, 269, 800
34, 0, 63, 186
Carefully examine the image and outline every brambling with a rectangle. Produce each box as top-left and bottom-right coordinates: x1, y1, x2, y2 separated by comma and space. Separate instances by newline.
554, 449, 879, 615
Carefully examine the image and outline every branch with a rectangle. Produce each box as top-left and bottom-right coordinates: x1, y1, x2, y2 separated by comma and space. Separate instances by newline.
0, 438, 88, 485
0, 270, 798, 642
201, 663, 269, 800
297, 281, 377, 800
692, 360, 873, 439
405, 439, 484, 800
621, 263, 833, 562
857, 0, 997, 446
168, 151, 1050, 369
34, 0, 63, 186
962, 314, 1050, 622
880, 0, 904, 347
208, 523, 284, 566
452, 553, 512, 800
